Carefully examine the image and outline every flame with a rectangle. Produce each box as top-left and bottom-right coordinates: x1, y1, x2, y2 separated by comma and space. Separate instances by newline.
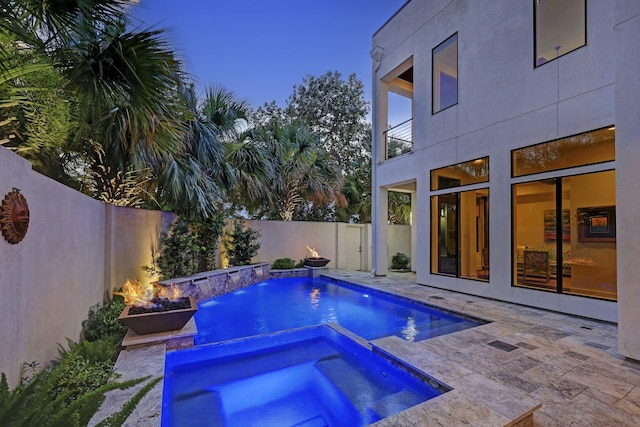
154, 284, 182, 301
114, 279, 154, 306
114, 280, 184, 307
306, 245, 320, 258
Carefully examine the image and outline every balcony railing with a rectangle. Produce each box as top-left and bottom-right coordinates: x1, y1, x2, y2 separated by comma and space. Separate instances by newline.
384, 118, 413, 160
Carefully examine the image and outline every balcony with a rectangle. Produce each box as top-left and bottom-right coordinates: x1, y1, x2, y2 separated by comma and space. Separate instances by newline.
384, 118, 413, 160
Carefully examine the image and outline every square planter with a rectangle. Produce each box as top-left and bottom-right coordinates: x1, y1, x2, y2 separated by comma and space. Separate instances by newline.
119, 296, 197, 335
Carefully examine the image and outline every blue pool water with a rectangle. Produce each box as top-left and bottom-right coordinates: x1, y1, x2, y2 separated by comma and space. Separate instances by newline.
162, 325, 446, 427
194, 276, 482, 345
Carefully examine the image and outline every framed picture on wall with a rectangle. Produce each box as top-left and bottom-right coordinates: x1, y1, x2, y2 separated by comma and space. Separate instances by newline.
544, 209, 570, 242
577, 206, 616, 242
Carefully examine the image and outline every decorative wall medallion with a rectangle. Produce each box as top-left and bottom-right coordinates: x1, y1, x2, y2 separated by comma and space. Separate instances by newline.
0, 188, 30, 244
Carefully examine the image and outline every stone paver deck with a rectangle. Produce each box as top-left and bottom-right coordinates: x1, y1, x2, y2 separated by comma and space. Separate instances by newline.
92, 270, 640, 426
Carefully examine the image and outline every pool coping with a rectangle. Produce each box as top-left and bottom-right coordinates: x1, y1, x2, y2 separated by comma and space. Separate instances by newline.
89, 272, 543, 426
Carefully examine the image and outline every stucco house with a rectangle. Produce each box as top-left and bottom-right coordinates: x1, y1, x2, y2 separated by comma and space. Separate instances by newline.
370, 0, 640, 360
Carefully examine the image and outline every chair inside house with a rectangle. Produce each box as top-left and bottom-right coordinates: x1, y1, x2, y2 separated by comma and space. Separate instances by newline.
522, 250, 550, 283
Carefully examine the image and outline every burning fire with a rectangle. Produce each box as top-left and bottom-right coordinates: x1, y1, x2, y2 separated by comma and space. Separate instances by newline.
114, 279, 153, 306
306, 245, 320, 258
114, 279, 183, 307
155, 284, 181, 300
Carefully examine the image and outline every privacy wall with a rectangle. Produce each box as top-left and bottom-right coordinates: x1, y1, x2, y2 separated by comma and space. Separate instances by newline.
0, 147, 171, 387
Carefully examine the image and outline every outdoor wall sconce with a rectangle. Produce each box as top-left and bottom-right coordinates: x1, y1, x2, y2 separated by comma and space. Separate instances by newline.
0, 188, 30, 244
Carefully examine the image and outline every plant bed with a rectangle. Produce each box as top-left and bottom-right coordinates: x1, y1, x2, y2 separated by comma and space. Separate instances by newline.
303, 257, 330, 267
119, 296, 197, 335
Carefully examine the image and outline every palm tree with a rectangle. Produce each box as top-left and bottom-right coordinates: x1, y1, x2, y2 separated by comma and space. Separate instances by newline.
145, 82, 230, 218
150, 84, 273, 219
199, 85, 274, 214
0, 0, 230, 218
250, 120, 344, 221
0, 31, 77, 182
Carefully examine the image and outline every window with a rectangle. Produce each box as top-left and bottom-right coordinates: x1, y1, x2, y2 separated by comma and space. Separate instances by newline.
432, 34, 458, 113
431, 158, 489, 282
513, 172, 616, 300
512, 128, 616, 301
512, 127, 614, 177
431, 157, 489, 190
535, 0, 586, 66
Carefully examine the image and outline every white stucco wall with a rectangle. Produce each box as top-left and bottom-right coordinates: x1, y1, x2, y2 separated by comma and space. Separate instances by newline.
0, 147, 173, 386
0, 148, 105, 386
245, 220, 340, 268
372, 0, 623, 324
106, 206, 176, 292
615, 0, 640, 360
388, 224, 411, 268
244, 220, 383, 272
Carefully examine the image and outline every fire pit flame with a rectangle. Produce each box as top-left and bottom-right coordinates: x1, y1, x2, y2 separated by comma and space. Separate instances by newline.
306, 245, 320, 258
304, 246, 330, 267
155, 284, 181, 301
115, 279, 183, 307
114, 279, 154, 307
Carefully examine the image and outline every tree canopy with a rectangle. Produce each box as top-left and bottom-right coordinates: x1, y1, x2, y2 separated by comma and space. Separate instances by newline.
286, 71, 370, 172
1, 2, 408, 224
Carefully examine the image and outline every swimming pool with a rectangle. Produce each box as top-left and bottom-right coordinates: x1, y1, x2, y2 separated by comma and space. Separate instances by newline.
194, 276, 483, 345
162, 325, 447, 427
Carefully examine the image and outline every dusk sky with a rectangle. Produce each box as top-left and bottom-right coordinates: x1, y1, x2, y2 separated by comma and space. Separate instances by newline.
129, 0, 408, 123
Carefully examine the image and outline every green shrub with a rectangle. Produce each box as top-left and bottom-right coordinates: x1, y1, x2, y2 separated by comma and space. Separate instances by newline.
192, 214, 226, 272
224, 220, 261, 266
272, 258, 296, 269
391, 252, 410, 270
0, 369, 149, 427
49, 348, 115, 405
82, 298, 127, 342
0, 299, 156, 426
146, 214, 226, 280
147, 218, 199, 279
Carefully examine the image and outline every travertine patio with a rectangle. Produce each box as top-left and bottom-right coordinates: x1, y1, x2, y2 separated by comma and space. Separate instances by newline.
92, 270, 640, 426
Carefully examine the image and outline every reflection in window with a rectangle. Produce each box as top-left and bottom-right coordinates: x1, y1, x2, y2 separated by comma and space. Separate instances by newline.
513, 170, 616, 301
512, 127, 615, 177
535, 0, 586, 66
433, 34, 458, 113
431, 157, 489, 190
431, 188, 489, 282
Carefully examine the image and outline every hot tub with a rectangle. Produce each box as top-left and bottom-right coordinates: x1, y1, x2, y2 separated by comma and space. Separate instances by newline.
162, 325, 448, 426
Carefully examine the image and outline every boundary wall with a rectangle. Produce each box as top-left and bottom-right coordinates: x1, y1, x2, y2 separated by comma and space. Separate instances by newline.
0, 148, 173, 386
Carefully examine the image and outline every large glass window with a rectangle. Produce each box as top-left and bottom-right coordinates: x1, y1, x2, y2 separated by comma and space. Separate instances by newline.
431, 157, 489, 190
535, 0, 586, 66
513, 171, 616, 301
513, 127, 614, 177
431, 188, 489, 281
432, 34, 458, 113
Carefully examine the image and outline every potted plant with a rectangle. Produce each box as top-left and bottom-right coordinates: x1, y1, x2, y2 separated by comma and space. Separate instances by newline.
391, 252, 411, 271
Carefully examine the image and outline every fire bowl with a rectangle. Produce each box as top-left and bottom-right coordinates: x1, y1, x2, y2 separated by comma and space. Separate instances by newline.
303, 257, 330, 267
119, 296, 197, 335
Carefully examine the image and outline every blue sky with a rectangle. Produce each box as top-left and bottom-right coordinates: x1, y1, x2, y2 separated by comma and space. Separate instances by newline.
130, 0, 407, 119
